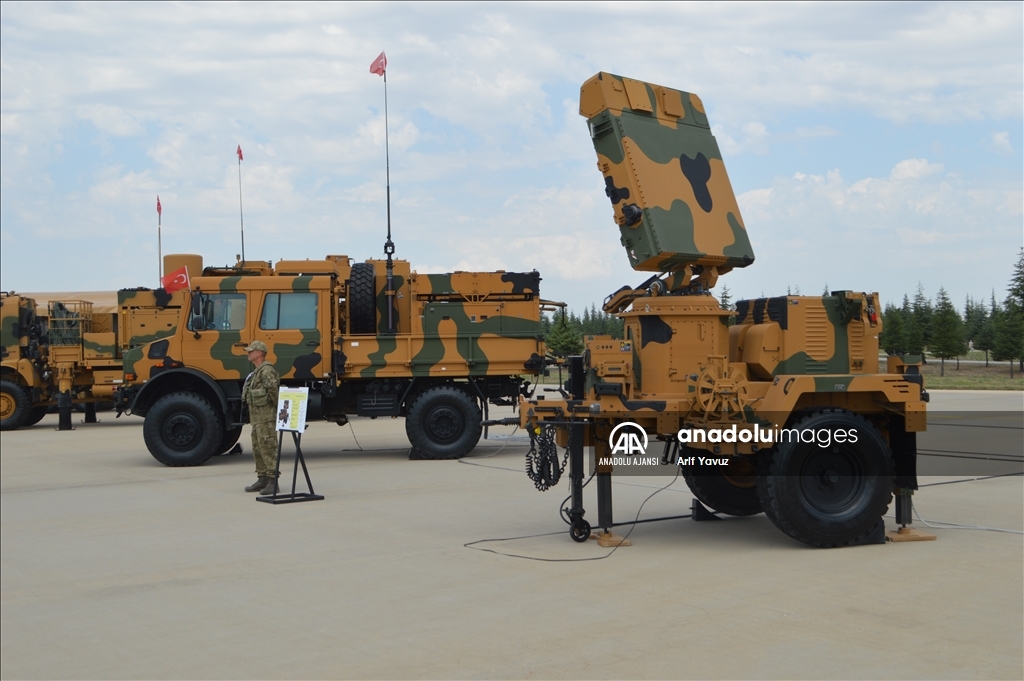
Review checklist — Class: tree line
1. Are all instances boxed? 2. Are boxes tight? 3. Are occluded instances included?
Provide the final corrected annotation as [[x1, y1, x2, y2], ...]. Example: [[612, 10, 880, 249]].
[[543, 304, 624, 357], [878, 248, 1024, 376]]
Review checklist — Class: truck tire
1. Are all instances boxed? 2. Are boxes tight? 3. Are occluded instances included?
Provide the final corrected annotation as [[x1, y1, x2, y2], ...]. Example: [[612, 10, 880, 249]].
[[218, 425, 243, 454], [756, 409, 894, 547], [405, 385, 482, 459], [682, 454, 762, 516], [0, 380, 31, 431], [349, 262, 377, 334], [143, 392, 222, 467], [25, 406, 49, 427]]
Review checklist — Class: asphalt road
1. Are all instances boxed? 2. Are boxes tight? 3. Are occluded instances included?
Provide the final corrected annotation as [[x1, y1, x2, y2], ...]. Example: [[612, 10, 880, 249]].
[[1, 391, 1021, 679]]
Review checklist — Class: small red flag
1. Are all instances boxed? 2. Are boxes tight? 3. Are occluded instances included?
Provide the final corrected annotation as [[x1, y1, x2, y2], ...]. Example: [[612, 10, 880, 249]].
[[156, 195, 162, 216], [236, 144, 243, 161], [161, 266, 190, 294], [370, 51, 387, 76]]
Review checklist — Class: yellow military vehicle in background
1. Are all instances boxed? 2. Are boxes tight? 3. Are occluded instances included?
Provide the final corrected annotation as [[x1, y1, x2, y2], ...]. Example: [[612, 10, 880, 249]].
[[1, 289, 182, 430], [116, 253, 550, 466], [520, 73, 929, 548]]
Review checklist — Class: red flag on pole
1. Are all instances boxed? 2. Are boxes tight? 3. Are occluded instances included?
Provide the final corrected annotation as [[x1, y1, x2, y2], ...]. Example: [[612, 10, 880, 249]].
[[156, 195, 162, 216], [236, 145, 243, 161], [161, 266, 190, 294], [370, 51, 387, 76]]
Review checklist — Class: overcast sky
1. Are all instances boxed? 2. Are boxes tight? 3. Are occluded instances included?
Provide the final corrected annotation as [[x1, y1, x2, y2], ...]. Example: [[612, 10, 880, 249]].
[[2, 2, 1021, 314]]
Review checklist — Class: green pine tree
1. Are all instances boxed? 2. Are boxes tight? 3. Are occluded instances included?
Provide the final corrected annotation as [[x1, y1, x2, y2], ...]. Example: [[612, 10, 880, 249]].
[[912, 283, 933, 358], [719, 284, 733, 326], [930, 287, 965, 376], [881, 303, 906, 355], [546, 312, 584, 358], [1010, 247, 1024, 307]]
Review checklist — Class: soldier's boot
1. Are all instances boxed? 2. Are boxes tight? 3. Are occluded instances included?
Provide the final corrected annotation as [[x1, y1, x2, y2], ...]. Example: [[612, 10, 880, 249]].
[[245, 476, 270, 493], [260, 478, 279, 496]]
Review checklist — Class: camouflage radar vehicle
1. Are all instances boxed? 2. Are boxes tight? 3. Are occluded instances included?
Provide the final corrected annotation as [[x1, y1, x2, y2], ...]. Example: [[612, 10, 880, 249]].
[[116, 253, 550, 466], [1, 290, 181, 431], [520, 73, 928, 548]]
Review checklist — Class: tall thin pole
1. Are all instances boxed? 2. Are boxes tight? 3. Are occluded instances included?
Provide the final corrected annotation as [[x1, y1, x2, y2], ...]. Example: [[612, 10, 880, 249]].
[[157, 195, 163, 285], [237, 154, 246, 265], [382, 67, 396, 333], [384, 69, 391, 250]]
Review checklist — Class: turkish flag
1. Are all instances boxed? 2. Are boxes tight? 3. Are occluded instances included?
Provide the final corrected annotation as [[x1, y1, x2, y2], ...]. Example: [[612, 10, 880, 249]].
[[236, 144, 243, 161], [156, 195, 162, 216], [370, 51, 387, 76], [161, 266, 190, 294]]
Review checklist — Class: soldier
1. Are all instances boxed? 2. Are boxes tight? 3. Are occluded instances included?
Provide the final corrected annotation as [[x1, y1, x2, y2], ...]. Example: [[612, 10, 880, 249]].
[[241, 340, 281, 494]]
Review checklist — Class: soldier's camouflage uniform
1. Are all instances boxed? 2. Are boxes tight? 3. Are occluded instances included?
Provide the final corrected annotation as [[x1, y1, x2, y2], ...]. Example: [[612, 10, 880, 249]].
[[242, 361, 281, 478]]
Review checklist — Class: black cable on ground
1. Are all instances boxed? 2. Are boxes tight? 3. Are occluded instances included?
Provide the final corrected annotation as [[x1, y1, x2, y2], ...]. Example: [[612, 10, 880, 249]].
[[464, 467, 682, 562]]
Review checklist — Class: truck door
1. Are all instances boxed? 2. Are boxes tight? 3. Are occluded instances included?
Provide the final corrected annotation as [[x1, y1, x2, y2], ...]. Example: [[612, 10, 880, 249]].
[[182, 291, 251, 379], [256, 290, 326, 380]]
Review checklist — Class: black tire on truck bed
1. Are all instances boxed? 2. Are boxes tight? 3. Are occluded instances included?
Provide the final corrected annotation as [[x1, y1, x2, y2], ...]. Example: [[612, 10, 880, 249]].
[[349, 262, 377, 334]]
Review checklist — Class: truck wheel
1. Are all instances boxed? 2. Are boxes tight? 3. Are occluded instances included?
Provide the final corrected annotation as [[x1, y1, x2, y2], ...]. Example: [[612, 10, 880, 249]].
[[143, 392, 222, 466], [756, 409, 894, 547], [25, 406, 49, 427], [682, 454, 762, 516], [349, 262, 377, 334], [405, 386, 482, 459], [0, 380, 31, 431], [218, 425, 243, 454]]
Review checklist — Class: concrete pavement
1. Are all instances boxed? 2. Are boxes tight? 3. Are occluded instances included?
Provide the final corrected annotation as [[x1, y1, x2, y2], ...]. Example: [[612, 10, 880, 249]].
[[1, 393, 1021, 679]]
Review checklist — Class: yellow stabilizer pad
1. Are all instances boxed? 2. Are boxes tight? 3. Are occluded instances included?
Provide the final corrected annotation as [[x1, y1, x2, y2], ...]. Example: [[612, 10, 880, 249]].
[[590, 532, 632, 547], [886, 527, 937, 542]]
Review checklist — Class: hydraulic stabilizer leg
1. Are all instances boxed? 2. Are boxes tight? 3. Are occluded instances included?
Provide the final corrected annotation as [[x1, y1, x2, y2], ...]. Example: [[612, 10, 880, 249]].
[[84, 402, 97, 424], [57, 391, 73, 431], [567, 422, 590, 542]]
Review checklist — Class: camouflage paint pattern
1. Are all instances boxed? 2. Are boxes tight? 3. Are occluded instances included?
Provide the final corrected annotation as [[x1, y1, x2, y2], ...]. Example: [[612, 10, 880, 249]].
[[123, 256, 545, 395], [520, 74, 924, 461], [580, 72, 754, 276]]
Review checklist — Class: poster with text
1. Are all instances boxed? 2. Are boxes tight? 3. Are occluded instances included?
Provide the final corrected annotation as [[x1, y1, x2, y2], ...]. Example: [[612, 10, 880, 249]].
[[276, 387, 309, 432]]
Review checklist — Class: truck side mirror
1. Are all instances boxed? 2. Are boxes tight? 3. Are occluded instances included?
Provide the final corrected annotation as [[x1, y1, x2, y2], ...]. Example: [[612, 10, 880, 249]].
[[190, 290, 204, 334]]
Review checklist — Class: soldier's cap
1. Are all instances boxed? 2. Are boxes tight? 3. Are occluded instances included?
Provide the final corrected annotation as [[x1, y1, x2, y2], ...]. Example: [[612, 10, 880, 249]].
[[244, 340, 268, 353]]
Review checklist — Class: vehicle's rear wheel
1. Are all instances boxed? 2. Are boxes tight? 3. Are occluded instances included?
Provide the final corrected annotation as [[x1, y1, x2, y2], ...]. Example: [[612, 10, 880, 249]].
[[143, 392, 222, 466], [349, 262, 377, 334], [0, 380, 31, 431], [682, 453, 762, 516], [405, 385, 482, 459], [756, 409, 894, 547]]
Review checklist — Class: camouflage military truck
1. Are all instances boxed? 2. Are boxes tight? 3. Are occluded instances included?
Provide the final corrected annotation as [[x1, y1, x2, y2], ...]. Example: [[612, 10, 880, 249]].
[[1, 289, 182, 430], [116, 253, 549, 466], [519, 73, 928, 548]]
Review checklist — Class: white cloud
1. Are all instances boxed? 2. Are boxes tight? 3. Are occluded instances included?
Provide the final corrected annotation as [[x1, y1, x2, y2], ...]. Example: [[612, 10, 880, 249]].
[[0, 3, 1021, 310], [991, 131, 1014, 155]]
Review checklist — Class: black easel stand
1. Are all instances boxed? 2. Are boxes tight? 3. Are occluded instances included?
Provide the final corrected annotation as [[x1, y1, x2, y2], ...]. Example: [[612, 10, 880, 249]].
[[257, 431, 324, 505]]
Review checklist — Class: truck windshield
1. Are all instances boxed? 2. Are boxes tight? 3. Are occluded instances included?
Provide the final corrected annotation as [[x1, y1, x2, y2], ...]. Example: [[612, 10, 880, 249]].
[[188, 293, 247, 331]]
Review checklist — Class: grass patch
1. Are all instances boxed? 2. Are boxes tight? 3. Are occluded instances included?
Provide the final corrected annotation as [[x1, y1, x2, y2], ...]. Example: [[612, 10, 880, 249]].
[[918, 360, 1024, 390]]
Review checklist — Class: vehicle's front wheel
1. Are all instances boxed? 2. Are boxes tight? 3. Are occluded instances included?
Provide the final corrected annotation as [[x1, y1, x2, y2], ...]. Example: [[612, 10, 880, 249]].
[[0, 380, 31, 431], [405, 386, 482, 459], [143, 392, 222, 466], [757, 409, 894, 547]]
